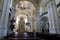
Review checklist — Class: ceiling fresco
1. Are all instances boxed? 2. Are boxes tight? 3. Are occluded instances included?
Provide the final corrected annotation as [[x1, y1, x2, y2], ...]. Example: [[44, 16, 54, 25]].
[[12, 0, 41, 9]]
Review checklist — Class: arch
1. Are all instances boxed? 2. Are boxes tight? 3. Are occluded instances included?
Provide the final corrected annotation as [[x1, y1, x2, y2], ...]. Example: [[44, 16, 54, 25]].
[[14, 0, 37, 32], [15, 1, 36, 17], [40, 16, 49, 33], [40, 16, 48, 21], [17, 14, 27, 19]]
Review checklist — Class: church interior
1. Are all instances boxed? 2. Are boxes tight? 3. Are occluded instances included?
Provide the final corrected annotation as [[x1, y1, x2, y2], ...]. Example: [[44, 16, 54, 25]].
[[0, 0, 60, 40]]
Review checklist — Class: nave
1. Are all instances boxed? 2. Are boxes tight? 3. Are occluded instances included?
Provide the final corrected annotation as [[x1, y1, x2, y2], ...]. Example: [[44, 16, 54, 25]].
[[0, 0, 60, 40]]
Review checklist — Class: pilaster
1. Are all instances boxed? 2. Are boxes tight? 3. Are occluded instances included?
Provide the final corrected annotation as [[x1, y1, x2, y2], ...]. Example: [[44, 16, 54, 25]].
[[47, 0, 59, 34], [0, 0, 10, 37]]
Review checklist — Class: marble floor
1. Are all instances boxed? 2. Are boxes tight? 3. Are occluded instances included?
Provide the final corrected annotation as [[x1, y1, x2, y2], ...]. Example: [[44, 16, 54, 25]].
[[2, 32, 60, 40]]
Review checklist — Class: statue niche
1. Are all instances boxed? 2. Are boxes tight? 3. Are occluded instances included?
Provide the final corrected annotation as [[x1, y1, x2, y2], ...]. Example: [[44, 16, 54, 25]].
[[17, 17, 25, 32]]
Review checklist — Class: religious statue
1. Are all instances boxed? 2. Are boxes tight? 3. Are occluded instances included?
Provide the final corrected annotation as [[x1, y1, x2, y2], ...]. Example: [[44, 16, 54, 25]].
[[17, 17, 25, 32]]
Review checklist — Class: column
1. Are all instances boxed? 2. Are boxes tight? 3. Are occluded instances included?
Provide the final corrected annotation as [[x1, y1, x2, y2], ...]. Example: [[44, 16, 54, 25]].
[[47, 0, 59, 34], [36, 9, 41, 32], [0, 0, 10, 37]]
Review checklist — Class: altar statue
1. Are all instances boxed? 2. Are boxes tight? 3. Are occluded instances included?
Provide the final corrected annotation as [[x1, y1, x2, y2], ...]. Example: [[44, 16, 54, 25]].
[[17, 17, 25, 32]]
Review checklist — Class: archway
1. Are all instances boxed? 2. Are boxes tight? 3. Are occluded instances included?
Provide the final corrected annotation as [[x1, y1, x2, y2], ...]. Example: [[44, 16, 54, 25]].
[[14, 1, 36, 32], [40, 16, 49, 33]]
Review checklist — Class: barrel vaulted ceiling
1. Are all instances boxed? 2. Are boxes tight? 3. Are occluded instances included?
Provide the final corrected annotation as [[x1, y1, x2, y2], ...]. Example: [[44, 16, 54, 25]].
[[12, 0, 41, 9]]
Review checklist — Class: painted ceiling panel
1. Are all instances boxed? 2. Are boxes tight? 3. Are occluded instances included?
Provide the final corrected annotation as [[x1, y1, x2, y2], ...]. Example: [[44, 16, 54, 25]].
[[12, 0, 41, 9]]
